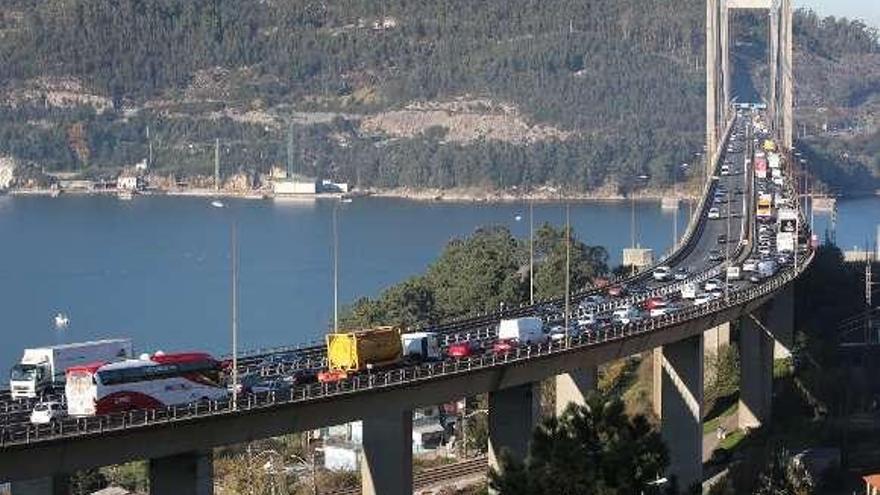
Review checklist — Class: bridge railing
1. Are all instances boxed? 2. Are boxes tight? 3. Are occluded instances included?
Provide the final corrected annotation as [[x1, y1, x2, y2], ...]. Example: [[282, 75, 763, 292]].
[[0, 239, 814, 449]]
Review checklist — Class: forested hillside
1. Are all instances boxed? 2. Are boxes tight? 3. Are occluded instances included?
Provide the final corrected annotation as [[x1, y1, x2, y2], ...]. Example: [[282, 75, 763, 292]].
[[0, 0, 876, 193]]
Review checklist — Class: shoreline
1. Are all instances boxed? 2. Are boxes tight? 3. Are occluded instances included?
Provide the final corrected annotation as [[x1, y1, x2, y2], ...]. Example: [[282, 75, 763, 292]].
[[5, 186, 877, 204]]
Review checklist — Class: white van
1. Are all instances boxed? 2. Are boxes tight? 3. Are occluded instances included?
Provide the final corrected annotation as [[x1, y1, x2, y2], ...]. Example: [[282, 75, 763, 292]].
[[681, 282, 698, 299], [497, 317, 547, 345], [401, 332, 442, 361], [726, 266, 742, 281]]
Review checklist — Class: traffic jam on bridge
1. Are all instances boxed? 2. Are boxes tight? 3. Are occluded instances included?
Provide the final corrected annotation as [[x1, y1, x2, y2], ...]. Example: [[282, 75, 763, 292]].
[[0, 110, 812, 449]]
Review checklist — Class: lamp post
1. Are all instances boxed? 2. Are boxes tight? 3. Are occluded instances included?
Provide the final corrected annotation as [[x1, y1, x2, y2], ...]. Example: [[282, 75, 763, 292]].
[[211, 200, 238, 411], [629, 174, 650, 275], [674, 163, 689, 250], [530, 199, 535, 305], [564, 203, 571, 347]]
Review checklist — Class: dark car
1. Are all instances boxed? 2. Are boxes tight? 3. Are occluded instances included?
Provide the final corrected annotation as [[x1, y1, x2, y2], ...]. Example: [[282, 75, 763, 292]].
[[282, 368, 319, 386], [717, 234, 727, 244], [708, 250, 724, 262]]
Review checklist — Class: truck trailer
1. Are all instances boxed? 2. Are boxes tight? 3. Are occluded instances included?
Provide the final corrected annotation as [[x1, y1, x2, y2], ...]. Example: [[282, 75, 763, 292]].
[[9, 339, 133, 399], [320, 327, 403, 382]]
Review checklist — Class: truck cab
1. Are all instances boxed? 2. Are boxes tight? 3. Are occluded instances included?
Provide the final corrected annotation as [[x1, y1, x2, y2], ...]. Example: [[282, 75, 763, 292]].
[[10, 362, 50, 399]]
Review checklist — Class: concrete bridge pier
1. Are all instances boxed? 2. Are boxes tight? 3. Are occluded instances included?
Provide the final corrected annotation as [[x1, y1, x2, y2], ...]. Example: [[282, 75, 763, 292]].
[[360, 409, 413, 495], [555, 367, 597, 416], [149, 450, 213, 495], [658, 334, 704, 490], [488, 383, 540, 473], [9, 475, 69, 495], [738, 284, 793, 429], [738, 314, 774, 429]]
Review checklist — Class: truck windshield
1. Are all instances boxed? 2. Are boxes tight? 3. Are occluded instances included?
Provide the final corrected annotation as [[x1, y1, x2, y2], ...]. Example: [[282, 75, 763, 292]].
[[10, 364, 37, 381]]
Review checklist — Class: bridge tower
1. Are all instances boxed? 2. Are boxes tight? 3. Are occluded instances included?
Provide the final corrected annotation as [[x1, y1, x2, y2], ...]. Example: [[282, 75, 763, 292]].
[[706, 0, 794, 160]]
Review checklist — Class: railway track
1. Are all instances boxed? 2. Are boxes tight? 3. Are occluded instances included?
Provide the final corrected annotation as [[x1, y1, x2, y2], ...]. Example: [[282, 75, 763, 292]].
[[326, 456, 488, 495]]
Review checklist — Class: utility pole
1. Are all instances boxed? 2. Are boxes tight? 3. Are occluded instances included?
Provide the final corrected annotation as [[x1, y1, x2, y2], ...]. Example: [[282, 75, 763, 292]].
[[231, 221, 239, 411], [146, 125, 153, 169], [214, 138, 221, 191], [333, 205, 339, 333], [866, 259, 873, 344], [564, 203, 571, 347], [287, 120, 295, 179], [529, 199, 535, 305]]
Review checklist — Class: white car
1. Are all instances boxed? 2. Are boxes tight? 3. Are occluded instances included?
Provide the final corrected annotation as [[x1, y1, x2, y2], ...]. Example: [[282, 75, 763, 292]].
[[673, 268, 689, 281], [708, 207, 721, 219], [30, 401, 65, 425], [704, 278, 722, 291], [650, 306, 674, 318], [742, 259, 759, 272], [612, 306, 643, 325], [694, 293, 716, 306], [652, 266, 671, 281], [578, 312, 597, 327], [720, 165, 730, 175]]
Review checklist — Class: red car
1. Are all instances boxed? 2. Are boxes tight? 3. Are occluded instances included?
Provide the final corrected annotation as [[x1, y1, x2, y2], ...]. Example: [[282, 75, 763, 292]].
[[607, 285, 627, 297], [447, 341, 480, 358], [643, 297, 667, 310], [492, 339, 517, 355]]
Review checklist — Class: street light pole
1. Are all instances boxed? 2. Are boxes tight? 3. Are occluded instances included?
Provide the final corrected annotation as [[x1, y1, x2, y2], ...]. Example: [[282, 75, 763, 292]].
[[332, 204, 339, 333], [564, 203, 571, 347], [530, 199, 535, 305], [231, 220, 239, 411]]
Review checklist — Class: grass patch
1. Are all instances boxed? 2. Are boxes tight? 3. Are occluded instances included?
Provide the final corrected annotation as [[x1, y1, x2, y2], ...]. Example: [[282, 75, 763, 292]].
[[718, 429, 746, 450], [704, 400, 738, 434]]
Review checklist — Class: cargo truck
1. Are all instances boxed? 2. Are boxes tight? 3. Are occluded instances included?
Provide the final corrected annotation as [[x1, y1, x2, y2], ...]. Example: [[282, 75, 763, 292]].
[[10, 339, 133, 399], [319, 327, 403, 383], [497, 317, 548, 345]]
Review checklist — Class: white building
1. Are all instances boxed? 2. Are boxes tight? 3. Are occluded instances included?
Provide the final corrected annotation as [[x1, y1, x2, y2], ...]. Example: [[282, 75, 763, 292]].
[[117, 175, 143, 191], [273, 176, 318, 195]]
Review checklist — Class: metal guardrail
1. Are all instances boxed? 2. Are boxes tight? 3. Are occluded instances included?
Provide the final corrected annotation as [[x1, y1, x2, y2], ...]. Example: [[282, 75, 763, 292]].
[[0, 244, 814, 448]]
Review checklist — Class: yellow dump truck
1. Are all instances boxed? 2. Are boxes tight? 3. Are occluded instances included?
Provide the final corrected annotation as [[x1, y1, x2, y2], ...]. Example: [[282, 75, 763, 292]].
[[320, 327, 403, 382], [762, 139, 777, 152]]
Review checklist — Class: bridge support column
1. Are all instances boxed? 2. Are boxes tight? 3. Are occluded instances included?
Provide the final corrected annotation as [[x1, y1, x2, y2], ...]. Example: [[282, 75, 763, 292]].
[[555, 367, 597, 416], [489, 383, 539, 473], [767, 284, 794, 359], [10, 475, 68, 495], [361, 409, 412, 495], [738, 314, 774, 430], [658, 335, 703, 490], [149, 450, 213, 495], [704, 322, 731, 358]]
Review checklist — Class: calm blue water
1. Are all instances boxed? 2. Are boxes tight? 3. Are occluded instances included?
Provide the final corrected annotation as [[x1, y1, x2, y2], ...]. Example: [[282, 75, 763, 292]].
[[0, 194, 875, 373]]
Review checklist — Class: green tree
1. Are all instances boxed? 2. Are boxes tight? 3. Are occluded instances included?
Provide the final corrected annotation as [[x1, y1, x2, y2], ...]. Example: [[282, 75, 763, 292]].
[[489, 393, 669, 495], [533, 223, 609, 300], [753, 450, 814, 495], [424, 226, 527, 317]]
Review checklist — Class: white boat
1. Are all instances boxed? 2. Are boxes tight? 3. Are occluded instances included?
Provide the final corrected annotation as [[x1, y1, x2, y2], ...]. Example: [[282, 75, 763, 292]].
[[54, 313, 70, 330], [210, 200, 225, 208], [339, 196, 353, 204], [118, 191, 134, 200]]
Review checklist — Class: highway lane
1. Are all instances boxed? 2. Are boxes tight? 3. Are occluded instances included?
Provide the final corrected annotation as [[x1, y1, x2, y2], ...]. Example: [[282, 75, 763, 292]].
[[0, 113, 760, 432]]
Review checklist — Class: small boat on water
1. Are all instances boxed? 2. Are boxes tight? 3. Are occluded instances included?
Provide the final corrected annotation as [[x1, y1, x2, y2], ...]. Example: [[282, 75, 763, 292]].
[[118, 191, 134, 200], [340, 196, 353, 204], [54, 313, 70, 330], [210, 200, 225, 208]]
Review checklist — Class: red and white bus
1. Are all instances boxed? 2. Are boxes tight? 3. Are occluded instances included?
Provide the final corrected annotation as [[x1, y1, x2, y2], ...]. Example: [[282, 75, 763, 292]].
[[65, 352, 228, 416]]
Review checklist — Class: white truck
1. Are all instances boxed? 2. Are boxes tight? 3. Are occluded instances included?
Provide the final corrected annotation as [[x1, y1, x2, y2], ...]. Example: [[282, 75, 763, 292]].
[[497, 317, 547, 345], [768, 153, 781, 169], [9, 339, 133, 399], [401, 332, 441, 361], [681, 282, 698, 299], [776, 232, 795, 253]]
